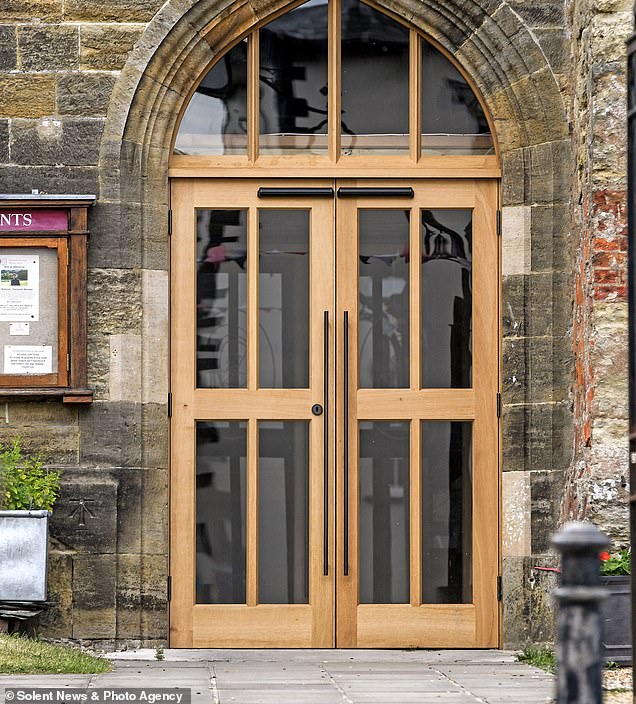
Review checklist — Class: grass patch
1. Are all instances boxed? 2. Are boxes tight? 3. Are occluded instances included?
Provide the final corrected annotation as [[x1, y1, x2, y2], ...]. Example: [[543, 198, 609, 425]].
[[0, 634, 111, 674], [518, 647, 556, 673]]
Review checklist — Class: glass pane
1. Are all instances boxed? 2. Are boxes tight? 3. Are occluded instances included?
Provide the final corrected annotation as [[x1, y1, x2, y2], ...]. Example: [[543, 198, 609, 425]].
[[359, 421, 410, 604], [341, 0, 409, 154], [421, 421, 472, 604], [174, 40, 248, 155], [197, 210, 248, 388], [0, 247, 58, 375], [259, 210, 310, 388], [359, 210, 410, 388], [259, 0, 329, 154], [421, 209, 472, 388], [196, 421, 247, 604], [258, 421, 309, 603], [421, 39, 494, 155]]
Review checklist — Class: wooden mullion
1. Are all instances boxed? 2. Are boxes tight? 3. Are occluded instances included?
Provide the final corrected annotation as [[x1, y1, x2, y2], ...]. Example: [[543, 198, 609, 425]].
[[410, 419, 421, 606], [328, 0, 341, 162], [247, 418, 258, 606], [248, 32, 259, 163], [248, 206, 258, 390], [409, 30, 421, 162], [69, 234, 88, 388]]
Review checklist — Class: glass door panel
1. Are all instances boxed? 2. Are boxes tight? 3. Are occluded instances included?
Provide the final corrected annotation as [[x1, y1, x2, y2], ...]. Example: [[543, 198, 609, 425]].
[[336, 179, 498, 648], [171, 179, 335, 647]]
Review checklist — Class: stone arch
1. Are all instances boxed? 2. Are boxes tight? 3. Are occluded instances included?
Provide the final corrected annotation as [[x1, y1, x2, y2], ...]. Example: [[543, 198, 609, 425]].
[[97, 0, 571, 646]]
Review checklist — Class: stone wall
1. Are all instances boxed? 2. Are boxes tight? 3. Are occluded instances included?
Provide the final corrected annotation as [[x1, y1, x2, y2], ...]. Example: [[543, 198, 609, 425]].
[[0, 0, 626, 650], [0, 0, 168, 649], [564, 0, 631, 546]]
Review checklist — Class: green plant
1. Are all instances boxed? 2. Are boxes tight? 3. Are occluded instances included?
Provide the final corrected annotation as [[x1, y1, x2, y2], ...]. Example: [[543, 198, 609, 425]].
[[155, 644, 165, 661], [517, 647, 556, 673], [0, 437, 60, 512], [600, 548, 630, 576]]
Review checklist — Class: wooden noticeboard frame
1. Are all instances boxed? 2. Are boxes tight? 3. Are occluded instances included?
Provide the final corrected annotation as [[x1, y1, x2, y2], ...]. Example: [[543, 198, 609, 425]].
[[0, 194, 95, 403]]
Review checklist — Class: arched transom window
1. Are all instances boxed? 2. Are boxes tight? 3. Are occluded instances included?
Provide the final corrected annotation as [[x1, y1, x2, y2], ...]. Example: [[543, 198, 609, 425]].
[[173, 0, 494, 161]]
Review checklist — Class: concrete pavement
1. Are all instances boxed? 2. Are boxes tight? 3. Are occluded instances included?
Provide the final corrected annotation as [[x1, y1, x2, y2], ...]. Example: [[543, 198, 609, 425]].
[[0, 649, 554, 704]]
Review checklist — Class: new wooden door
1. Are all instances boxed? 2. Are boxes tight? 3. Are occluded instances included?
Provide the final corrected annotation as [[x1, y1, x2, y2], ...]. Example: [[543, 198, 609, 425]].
[[170, 177, 499, 648]]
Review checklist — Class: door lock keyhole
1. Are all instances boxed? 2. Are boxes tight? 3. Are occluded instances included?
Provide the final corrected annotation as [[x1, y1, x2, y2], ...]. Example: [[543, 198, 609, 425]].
[[311, 403, 324, 416]]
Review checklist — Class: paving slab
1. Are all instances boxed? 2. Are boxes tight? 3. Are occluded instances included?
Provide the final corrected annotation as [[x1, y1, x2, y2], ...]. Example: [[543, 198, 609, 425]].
[[0, 650, 556, 704]]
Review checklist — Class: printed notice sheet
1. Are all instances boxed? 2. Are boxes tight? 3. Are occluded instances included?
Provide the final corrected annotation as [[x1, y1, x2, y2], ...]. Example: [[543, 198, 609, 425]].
[[0, 254, 39, 321], [4, 345, 52, 374]]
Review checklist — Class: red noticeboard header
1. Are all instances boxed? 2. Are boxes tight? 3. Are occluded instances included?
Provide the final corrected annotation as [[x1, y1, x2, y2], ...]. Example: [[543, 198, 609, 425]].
[[0, 209, 68, 232]]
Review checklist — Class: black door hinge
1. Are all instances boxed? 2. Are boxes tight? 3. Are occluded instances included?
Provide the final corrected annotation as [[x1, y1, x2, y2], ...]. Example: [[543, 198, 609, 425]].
[[168, 392, 172, 418], [497, 575, 502, 601], [168, 208, 173, 237], [496, 392, 501, 418], [496, 210, 501, 236], [167, 575, 172, 602]]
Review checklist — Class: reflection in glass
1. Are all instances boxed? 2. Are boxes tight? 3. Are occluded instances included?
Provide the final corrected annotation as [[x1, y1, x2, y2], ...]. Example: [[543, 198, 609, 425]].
[[421, 421, 472, 604], [421, 209, 472, 388], [196, 421, 247, 604], [197, 210, 248, 388], [260, 0, 329, 154], [258, 421, 309, 603], [341, 0, 409, 154], [174, 40, 248, 155], [421, 39, 493, 155], [259, 210, 309, 388], [359, 210, 410, 388], [359, 421, 410, 604]]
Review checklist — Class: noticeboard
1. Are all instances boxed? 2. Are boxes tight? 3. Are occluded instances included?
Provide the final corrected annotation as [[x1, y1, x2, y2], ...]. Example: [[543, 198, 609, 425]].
[[0, 195, 95, 403]]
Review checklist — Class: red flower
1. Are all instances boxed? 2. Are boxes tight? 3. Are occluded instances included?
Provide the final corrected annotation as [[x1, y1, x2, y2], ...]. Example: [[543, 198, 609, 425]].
[[600, 551, 611, 561]]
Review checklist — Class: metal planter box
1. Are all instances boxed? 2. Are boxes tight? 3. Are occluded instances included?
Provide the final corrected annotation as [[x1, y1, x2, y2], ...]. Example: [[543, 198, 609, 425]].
[[0, 510, 48, 601], [601, 575, 632, 664]]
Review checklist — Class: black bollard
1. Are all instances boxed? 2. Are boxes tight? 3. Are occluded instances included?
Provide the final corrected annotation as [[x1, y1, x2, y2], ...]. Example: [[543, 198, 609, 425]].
[[552, 522, 609, 704]]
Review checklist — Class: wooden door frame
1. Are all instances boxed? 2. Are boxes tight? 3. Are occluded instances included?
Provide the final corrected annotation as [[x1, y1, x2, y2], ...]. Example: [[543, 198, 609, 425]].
[[168, 175, 502, 648]]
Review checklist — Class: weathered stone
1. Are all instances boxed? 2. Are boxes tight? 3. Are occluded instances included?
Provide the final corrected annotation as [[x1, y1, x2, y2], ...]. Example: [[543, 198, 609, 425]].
[[79, 401, 142, 467], [140, 469, 168, 554], [65, 0, 163, 22], [140, 554, 168, 639], [10, 118, 104, 166], [502, 401, 571, 473], [40, 552, 73, 638], [0, 424, 78, 465], [530, 204, 570, 272], [50, 471, 118, 553], [87, 334, 110, 401], [141, 405, 168, 471], [0, 75, 55, 117], [72, 554, 116, 639], [501, 205, 531, 276], [18, 25, 79, 71], [110, 333, 142, 402], [87, 268, 142, 336], [56, 73, 116, 116], [0, 26, 16, 71], [80, 25, 144, 71], [502, 556, 558, 648], [116, 553, 142, 639], [506, 0, 565, 28], [8, 400, 78, 425], [0, 0, 61, 21], [533, 28, 569, 73], [502, 471, 531, 557], [0, 119, 9, 163], [530, 469, 563, 554], [141, 268, 169, 405], [88, 201, 143, 269], [0, 164, 98, 194]]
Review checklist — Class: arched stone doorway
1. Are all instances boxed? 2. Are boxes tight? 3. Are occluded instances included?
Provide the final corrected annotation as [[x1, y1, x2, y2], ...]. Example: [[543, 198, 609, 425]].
[[98, 0, 570, 648]]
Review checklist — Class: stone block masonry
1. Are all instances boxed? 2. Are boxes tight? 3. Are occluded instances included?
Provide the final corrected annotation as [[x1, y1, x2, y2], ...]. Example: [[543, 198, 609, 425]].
[[0, 0, 629, 650]]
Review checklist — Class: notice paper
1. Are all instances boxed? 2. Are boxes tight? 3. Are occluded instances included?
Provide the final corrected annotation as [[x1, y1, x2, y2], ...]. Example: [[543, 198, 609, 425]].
[[4, 345, 52, 374], [0, 254, 39, 321]]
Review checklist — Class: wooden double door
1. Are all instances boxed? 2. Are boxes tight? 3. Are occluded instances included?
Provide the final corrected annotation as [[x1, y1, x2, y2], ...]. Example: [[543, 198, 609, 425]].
[[170, 178, 499, 648]]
